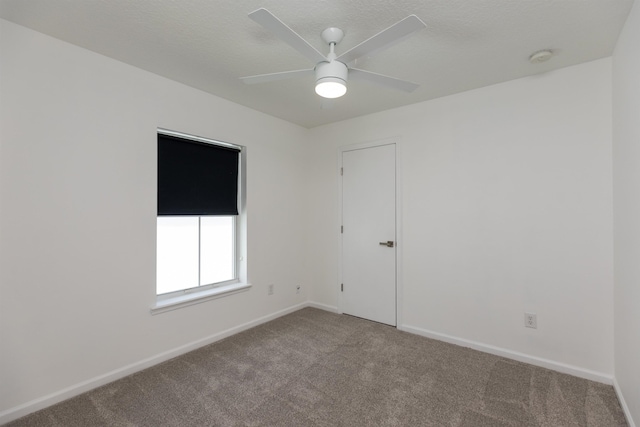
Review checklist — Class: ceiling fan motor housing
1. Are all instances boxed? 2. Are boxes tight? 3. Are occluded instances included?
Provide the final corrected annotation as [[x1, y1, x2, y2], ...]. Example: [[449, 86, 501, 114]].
[[315, 60, 348, 84], [315, 60, 348, 98]]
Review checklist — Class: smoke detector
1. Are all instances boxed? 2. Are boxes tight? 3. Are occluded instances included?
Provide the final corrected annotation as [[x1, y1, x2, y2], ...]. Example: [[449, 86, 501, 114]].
[[529, 50, 554, 64]]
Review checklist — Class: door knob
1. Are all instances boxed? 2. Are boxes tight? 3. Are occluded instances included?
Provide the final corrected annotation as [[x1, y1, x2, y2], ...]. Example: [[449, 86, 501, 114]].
[[379, 241, 394, 248]]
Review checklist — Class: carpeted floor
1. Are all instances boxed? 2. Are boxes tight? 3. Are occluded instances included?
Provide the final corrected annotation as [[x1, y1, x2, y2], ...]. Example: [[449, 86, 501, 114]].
[[7, 308, 627, 426]]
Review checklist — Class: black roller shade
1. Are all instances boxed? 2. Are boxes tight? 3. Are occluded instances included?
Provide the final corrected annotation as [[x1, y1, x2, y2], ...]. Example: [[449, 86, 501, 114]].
[[158, 133, 240, 216]]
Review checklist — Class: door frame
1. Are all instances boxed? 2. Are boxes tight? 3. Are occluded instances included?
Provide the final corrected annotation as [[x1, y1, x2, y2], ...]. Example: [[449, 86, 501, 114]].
[[337, 137, 403, 327]]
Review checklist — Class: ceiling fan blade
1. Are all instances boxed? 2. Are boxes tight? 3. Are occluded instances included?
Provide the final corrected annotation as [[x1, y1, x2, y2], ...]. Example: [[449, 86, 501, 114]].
[[336, 15, 426, 65], [349, 68, 419, 93], [249, 8, 327, 64], [240, 69, 313, 85]]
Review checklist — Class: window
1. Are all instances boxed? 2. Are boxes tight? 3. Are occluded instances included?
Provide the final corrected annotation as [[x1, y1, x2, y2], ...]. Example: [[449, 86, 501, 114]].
[[156, 216, 236, 294], [156, 130, 244, 301]]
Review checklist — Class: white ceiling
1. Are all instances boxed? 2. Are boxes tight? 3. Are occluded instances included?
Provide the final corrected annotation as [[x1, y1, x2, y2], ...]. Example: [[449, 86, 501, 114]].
[[0, 0, 634, 128]]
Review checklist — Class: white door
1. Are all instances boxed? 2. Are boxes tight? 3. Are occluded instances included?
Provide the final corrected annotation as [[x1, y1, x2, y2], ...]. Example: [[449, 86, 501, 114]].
[[341, 143, 396, 326]]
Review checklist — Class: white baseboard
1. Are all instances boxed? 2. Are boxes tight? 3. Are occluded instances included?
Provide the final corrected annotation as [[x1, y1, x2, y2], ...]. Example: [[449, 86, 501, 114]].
[[0, 302, 308, 425], [613, 377, 637, 427], [399, 324, 613, 385], [307, 301, 339, 313]]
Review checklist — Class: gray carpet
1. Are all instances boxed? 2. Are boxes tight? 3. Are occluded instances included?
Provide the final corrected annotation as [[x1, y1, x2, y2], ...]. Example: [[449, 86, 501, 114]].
[[6, 308, 627, 426]]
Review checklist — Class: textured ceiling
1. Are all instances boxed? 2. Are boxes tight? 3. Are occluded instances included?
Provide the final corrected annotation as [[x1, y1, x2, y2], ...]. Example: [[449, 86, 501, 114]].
[[0, 0, 634, 128]]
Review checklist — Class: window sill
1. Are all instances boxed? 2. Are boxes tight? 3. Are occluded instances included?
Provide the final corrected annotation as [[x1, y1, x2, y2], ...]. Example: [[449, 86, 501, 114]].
[[150, 282, 251, 315]]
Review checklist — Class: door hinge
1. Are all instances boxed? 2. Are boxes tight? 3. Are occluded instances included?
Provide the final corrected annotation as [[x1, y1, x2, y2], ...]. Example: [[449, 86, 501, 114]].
[[341, 283, 343, 292], [340, 167, 343, 176], [341, 225, 343, 234]]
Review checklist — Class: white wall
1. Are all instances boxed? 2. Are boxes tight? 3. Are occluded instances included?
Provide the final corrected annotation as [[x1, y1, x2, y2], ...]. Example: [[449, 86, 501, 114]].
[[0, 19, 309, 420], [613, 0, 640, 424], [308, 59, 614, 378]]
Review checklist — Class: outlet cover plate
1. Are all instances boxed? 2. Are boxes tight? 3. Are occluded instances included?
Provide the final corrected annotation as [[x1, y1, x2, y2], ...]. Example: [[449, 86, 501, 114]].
[[525, 312, 537, 329]]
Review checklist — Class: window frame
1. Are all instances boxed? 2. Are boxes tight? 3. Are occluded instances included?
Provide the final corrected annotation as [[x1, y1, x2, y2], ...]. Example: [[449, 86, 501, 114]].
[[152, 128, 249, 315]]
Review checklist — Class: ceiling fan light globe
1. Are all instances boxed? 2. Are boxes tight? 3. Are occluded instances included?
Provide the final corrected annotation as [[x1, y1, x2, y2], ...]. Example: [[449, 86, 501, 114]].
[[315, 78, 347, 98]]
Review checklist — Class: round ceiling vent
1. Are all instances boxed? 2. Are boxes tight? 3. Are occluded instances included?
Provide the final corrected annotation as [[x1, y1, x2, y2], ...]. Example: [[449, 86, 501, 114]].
[[529, 49, 554, 64]]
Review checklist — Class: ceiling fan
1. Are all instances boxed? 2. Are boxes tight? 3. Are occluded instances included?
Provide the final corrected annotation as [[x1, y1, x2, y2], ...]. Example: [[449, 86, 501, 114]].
[[241, 9, 427, 99]]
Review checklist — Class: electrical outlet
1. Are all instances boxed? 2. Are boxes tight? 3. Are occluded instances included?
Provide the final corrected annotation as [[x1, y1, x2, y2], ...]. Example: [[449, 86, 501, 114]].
[[524, 313, 537, 329], [296, 285, 301, 294], [268, 284, 274, 295]]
